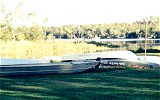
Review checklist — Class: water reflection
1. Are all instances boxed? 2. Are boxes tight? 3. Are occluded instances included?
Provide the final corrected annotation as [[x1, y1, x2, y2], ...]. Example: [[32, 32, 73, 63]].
[[138, 56, 160, 64], [0, 58, 50, 65]]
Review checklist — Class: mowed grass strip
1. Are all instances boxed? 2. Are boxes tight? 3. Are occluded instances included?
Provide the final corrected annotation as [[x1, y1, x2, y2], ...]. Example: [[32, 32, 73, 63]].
[[0, 68, 159, 100]]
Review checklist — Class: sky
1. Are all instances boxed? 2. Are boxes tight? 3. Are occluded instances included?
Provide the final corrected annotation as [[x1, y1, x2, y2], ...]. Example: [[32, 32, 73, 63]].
[[1, 0, 160, 27]]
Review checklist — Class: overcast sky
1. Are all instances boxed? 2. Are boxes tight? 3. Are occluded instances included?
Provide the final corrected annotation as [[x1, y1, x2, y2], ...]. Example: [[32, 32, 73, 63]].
[[1, 0, 160, 26]]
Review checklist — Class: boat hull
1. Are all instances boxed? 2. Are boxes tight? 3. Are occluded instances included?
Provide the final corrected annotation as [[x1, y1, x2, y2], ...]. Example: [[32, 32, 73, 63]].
[[100, 59, 160, 68], [62, 51, 139, 61], [0, 61, 98, 77]]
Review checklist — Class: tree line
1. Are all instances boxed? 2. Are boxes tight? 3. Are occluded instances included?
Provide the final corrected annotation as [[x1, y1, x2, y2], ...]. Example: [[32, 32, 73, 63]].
[[0, 17, 160, 41], [0, 1, 160, 41], [1, 16, 160, 41]]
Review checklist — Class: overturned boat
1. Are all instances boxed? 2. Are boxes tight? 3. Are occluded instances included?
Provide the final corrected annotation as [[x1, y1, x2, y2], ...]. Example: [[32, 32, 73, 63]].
[[61, 51, 139, 61], [0, 61, 98, 77], [61, 51, 160, 68]]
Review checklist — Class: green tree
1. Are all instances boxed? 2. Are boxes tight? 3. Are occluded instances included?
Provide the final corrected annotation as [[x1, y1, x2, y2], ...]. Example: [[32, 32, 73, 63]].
[[0, 1, 23, 41], [0, 24, 13, 41]]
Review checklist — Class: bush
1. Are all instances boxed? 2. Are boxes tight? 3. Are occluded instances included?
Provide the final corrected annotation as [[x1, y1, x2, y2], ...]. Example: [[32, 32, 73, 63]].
[[131, 47, 160, 53]]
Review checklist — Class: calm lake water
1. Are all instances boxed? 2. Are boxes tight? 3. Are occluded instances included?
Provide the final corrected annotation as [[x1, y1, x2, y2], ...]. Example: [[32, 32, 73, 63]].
[[0, 58, 50, 65], [137, 56, 160, 64], [0, 56, 159, 65]]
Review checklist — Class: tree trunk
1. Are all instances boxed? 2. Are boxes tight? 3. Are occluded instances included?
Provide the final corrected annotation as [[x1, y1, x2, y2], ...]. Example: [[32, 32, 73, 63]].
[[12, 30, 16, 42]]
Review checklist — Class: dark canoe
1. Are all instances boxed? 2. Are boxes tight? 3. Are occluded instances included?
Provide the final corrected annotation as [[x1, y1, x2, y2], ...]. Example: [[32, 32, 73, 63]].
[[0, 61, 98, 77]]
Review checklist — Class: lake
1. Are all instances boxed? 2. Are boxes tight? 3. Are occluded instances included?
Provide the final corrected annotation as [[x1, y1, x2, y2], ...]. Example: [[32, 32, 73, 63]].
[[0, 58, 50, 65], [137, 56, 160, 64]]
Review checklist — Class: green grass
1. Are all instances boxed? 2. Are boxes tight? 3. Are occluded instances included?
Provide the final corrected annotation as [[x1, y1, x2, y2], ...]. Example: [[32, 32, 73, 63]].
[[1, 41, 107, 59], [0, 68, 160, 100], [1, 41, 159, 59], [136, 53, 160, 56]]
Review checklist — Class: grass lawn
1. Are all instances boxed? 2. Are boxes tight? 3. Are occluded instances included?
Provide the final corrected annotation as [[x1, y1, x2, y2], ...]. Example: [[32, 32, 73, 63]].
[[136, 53, 160, 56], [0, 68, 160, 100]]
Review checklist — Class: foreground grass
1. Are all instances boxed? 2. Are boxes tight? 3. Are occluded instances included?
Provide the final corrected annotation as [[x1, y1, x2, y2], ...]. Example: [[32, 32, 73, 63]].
[[0, 68, 160, 100]]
